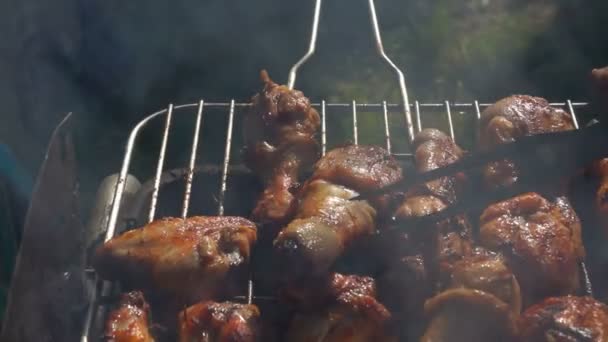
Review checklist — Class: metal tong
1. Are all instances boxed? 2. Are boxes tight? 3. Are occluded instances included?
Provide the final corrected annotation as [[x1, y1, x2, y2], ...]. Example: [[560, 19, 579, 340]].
[[354, 120, 608, 224]]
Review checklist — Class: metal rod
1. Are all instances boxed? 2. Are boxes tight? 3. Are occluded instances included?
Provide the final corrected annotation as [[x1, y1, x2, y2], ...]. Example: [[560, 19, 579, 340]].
[[445, 101, 455, 141], [567, 100, 580, 129], [182, 101, 204, 218], [321, 100, 327, 156], [218, 100, 236, 216], [352, 100, 358, 145], [415, 100, 422, 133], [287, 0, 322, 89], [474, 100, 482, 149], [247, 278, 254, 305], [382, 101, 392, 153], [137, 101, 589, 110], [367, 0, 414, 142], [474, 100, 482, 120], [149, 104, 174, 222]]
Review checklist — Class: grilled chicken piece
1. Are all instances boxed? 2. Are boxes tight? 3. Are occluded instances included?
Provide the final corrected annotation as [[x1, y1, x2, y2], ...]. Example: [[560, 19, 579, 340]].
[[94, 216, 257, 302], [520, 296, 608, 341], [274, 145, 402, 277], [393, 129, 472, 288], [478, 95, 576, 189], [244, 70, 321, 227], [105, 291, 155, 342], [589, 159, 608, 236], [479, 193, 584, 304], [420, 288, 518, 342], [449, 248, 521, 315], [284, 273, 395, 342], [592, 66, 608, 110], [178, 301, 260, 342]]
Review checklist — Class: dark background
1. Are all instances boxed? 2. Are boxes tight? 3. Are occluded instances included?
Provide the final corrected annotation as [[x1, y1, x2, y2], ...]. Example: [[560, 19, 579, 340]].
[[0, 0, 607, 187]]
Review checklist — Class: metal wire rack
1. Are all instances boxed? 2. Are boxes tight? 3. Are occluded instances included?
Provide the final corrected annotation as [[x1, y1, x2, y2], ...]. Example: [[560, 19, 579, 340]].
[[80, 0, 591, 340]]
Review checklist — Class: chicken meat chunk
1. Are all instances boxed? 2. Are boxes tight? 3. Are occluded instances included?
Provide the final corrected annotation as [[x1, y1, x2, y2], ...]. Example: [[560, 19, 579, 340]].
[[284, 273, 395, 342], [94, 216, 257, 302], [520, 296, 608, 341], [244, 70, 320, 227], [274, 145, 402, 278], [178, 301, 260, 342], [105, 291, 155, 342], [478, 95, 576, 189], [479, 193, 584, 304]]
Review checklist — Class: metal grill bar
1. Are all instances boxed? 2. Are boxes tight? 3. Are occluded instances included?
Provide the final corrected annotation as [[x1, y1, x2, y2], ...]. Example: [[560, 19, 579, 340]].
[[182, 101, 205, 219], [415, 101, 422, 133], [149, 104, 174, 222], [367, 0, 414, 142], [218, 100, 236, 216], [567, 100, 580, 129], [287, 0, 322, 90], [352, 100, 359, 144], [321, 100, 327, 156], [445, 101, 455, 141], [382, 101, 392, 153]]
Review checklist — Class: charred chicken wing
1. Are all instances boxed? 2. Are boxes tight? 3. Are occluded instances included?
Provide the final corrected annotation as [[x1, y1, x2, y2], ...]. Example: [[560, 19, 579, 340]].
[[273, 145, 402, 277], [105, 291, 155, 342], [479, 193, 584, 304], [94, 216, 257, 302], [284, 273, 395, 342], [244, 70, 321, 227], [178, 301, 260, 342], [520, 296, 608, 341], [478, 95, 575, 189]]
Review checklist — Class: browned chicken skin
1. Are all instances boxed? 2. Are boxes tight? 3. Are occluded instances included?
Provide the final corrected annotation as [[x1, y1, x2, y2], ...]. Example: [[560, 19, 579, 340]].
[[93, 216, 257, 303], [284, 273, 394, 342], [376, 130, 471, 339], [479, 193, 584, 304], [421, 288, 518, 342], [274, 145, 402, 278], [244, 70, 321, 227], [449, 248, 522, 315], [178, 301, 260, 342], [478, 95, 575, 189], [393, 129, 473, 288], [105, 291, 155, 342], [520, 296, 608, 341]]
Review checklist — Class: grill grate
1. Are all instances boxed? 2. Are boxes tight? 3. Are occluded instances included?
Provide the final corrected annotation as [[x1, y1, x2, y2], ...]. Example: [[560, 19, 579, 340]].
[[79, 0, 592, 340]]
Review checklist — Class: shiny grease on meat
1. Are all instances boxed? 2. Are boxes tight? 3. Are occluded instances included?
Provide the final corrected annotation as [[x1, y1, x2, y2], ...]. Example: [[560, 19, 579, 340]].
[[244, 70, 320, 227], [105, 291, 155, 342], [520, 296, 608, 341], [478, 95, 575, 189], [284, 273, 395, 342], [273, 145, 402, 278], [93, 216, 257, 303], [178, 301, 260, 342], [479, 193, 584, 304]]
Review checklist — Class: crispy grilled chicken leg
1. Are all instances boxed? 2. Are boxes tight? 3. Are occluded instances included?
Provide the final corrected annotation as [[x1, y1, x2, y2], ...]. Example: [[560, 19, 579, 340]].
[[105, 291, 155, 342], [274, 145, 402, 277], [244, 70, 320, 227], [178, 301, 260, 342], [284, 273, 395, 342], [93, 216, 257, 302]]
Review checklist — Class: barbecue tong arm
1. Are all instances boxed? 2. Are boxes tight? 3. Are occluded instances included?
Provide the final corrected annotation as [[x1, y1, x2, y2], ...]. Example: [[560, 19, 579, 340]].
[[354, 120, 608, 202]]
